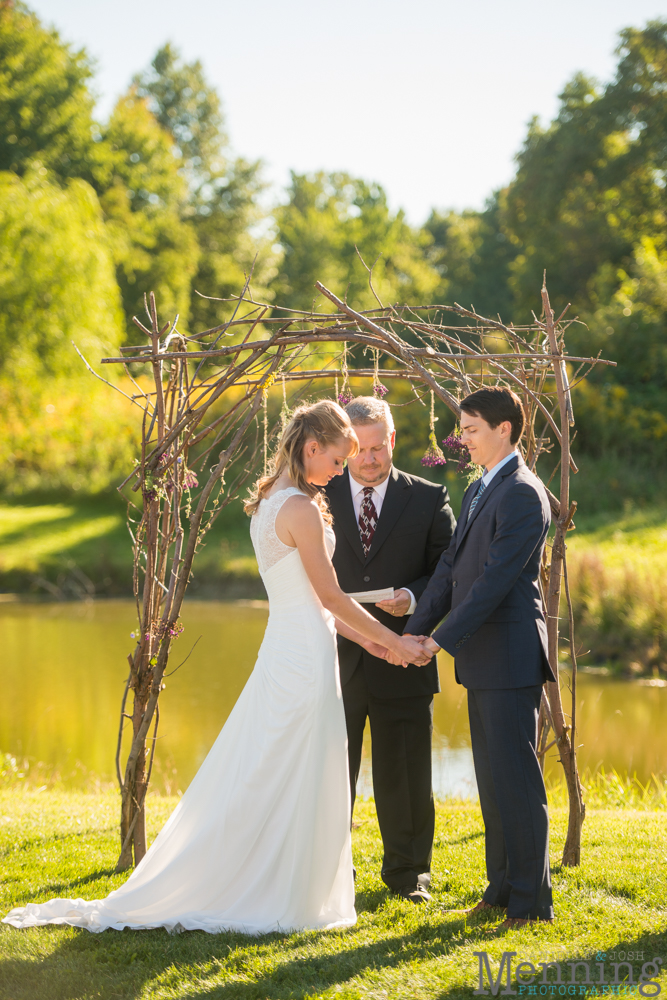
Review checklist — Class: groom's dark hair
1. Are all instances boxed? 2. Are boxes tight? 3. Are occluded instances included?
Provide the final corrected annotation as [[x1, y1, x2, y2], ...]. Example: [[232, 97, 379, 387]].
[[460, 387, 525, 444]]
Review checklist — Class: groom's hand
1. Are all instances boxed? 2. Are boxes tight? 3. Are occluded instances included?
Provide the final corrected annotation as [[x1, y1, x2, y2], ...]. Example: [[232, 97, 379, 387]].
[[418, 636, 441, 657], [376, 589, 411, 617]]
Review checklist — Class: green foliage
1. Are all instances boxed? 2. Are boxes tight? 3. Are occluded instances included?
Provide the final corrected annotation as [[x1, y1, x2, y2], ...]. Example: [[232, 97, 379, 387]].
[[0, 1, 99, 182], [0, 377, 139, 497], [96, 90, 199, 340], [426, 20, 667, 459], [133, 44, 277, 332], [425, 194, 516, 320], [133, 42, 227, 181], [0, 169, 123, 375], [1, 791, 666, 999], [275, 171, 440, 312]]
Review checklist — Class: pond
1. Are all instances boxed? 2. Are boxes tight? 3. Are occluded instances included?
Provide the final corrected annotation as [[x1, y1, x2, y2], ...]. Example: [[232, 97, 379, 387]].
[[1, 600, 666, 797]]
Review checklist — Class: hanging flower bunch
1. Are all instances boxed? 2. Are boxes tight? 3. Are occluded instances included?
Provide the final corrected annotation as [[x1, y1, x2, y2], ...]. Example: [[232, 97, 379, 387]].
[[421, 391, 447, 467], [337, 344, 354, 406], [442, 428, 473, 472], [182, 468, 198, 490], [372, 348, 388, 399]]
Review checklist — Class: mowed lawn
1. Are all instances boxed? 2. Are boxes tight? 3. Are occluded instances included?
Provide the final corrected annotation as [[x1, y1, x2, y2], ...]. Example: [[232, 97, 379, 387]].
[[1, 790, 666, 1000]]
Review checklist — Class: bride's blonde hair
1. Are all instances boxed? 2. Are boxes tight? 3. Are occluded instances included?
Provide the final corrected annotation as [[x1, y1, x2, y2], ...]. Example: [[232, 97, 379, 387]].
[[244, 399, 358, 522]]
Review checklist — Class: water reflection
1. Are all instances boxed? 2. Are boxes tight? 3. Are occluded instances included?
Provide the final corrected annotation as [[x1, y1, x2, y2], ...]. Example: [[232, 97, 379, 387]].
[[1, 600, 665, 797]]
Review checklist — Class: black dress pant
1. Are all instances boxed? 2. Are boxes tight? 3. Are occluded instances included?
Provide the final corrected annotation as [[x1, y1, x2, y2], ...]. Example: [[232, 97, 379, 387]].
[[343, 664, 435, 891], [467, 685, 554, 920]]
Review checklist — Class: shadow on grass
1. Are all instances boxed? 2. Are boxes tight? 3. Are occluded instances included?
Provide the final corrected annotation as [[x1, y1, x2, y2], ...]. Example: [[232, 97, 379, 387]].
[[3, 898, 667, 1000], [0, 915, 468, 1000], [4, 921, 667, 1000], [445, 830, 484, 846]]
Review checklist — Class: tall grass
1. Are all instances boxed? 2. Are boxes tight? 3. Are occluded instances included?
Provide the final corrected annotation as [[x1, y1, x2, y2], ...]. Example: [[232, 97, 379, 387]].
[[566, 504, 667, 676]]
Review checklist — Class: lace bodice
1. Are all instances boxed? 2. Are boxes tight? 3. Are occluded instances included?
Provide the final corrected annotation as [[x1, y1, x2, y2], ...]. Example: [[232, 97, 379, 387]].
[[250, 488, 305, 575], [250, 487, 335, 576]]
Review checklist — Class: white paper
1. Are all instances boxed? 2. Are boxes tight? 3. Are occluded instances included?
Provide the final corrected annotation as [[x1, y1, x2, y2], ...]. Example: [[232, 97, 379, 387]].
[[346, 587, 395, 604]]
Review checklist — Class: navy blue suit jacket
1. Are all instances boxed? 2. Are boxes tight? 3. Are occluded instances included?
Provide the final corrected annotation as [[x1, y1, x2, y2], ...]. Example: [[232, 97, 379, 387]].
[[405, 454, 555, 690]]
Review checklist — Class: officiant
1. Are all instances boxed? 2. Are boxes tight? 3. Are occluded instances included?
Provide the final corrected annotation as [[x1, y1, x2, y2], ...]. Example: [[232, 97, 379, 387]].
[[325, 397, 456, 904]]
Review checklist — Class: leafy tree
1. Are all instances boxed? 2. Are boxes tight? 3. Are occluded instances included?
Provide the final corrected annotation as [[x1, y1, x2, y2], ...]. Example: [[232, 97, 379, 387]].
[[425, 193, 516, 321], [0, 1, 100, 182], [95, 89, 199, 338], [275, 171, 439, 313], [0, 168, 123, 376], [134, 45, 274, 332], [133, 42, 226, 185]]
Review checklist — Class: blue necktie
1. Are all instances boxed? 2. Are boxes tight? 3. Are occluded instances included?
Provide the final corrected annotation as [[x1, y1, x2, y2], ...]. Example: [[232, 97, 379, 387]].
[[467, 477, 487, 522]]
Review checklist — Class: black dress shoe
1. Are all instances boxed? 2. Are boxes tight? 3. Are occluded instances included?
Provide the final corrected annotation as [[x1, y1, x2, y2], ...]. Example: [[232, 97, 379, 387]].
[[397, 885, 432, 904]]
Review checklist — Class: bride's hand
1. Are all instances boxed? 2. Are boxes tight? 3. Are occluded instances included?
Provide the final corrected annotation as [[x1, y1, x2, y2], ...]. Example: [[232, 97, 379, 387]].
[[363, 640, 409, 667], [363, 640, 393, 660]]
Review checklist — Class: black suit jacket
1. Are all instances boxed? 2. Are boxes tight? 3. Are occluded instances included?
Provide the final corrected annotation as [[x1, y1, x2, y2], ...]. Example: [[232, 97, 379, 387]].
[[326, 466, 456, 698], [406, 454, 555, 690]]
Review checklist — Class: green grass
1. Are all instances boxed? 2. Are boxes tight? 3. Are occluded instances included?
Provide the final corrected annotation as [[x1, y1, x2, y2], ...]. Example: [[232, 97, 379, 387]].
[[1, 790, 667, 999], [0, 497, 263, 600]]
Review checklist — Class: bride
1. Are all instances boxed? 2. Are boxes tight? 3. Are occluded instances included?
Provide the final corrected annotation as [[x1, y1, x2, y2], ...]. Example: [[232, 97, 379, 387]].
[[3, 400, 431, 936]]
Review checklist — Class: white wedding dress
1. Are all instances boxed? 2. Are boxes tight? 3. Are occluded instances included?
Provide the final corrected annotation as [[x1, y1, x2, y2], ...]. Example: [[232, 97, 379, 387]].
[[3, 488, 356, 935]]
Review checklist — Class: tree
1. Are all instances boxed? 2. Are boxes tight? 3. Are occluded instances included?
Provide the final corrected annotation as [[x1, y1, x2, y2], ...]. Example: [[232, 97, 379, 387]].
[[425, 194, 516, 321], [95, 90, 199, 341], [134, 45, 274, 332], [0, 1, 100, 182], [0, 168, 123, 375], [275, 171, 439, 313]]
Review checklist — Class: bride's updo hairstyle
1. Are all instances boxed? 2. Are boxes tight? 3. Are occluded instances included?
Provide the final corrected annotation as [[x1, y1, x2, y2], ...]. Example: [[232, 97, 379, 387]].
[[244, 399, 359, 522]]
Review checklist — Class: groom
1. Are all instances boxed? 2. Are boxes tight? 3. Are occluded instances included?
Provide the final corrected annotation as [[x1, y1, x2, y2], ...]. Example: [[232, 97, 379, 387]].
[[405, 386, 555, 928], [325, 396, 456, 903]]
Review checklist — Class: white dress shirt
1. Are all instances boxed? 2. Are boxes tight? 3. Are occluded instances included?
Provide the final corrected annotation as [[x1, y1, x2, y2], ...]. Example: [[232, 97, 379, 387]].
[[349, 471, 417, 614], [481, 450, 517, 487]]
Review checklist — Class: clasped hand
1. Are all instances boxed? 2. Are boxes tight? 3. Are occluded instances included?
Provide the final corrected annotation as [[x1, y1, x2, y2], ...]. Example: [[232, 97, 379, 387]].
[[365, 634, 440, 668]]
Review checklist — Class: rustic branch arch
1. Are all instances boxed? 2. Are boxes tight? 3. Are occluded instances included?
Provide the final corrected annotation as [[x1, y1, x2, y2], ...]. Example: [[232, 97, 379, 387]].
[[99, 276, 615, 872]]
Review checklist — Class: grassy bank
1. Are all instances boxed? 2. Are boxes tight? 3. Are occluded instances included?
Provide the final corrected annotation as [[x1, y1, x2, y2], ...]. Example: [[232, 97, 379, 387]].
[[1, 788, 666, 999], [0, 496, 263, 600]]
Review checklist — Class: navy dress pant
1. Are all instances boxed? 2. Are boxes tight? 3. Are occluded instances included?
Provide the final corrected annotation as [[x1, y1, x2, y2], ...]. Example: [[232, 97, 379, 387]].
[[343, 664, 435, 891], [468, 685, 554, 920]]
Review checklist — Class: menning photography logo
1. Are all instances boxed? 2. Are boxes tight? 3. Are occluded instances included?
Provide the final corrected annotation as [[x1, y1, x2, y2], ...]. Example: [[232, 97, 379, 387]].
[[473, 951, 664, 997]]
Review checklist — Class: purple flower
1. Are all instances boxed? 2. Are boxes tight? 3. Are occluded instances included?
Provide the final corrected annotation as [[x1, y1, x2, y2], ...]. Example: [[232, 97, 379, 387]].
[[421, 452, 447, 467], [143, 488, 158, 503], [442, 432, 473, 472], [338, 390, 354, 407], [373, 382, 388, 399], [183, 470, 198, 490], [421, 432, 447, 467], [130, 631, 136, 639]]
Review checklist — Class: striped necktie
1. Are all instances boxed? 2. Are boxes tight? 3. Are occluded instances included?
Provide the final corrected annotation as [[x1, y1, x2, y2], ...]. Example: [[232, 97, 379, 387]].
[[467, 477, 488, 522]]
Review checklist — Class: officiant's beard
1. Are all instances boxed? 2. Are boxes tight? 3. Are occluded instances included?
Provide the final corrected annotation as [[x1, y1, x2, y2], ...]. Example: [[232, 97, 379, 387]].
[[352, 464, 388, 485]]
